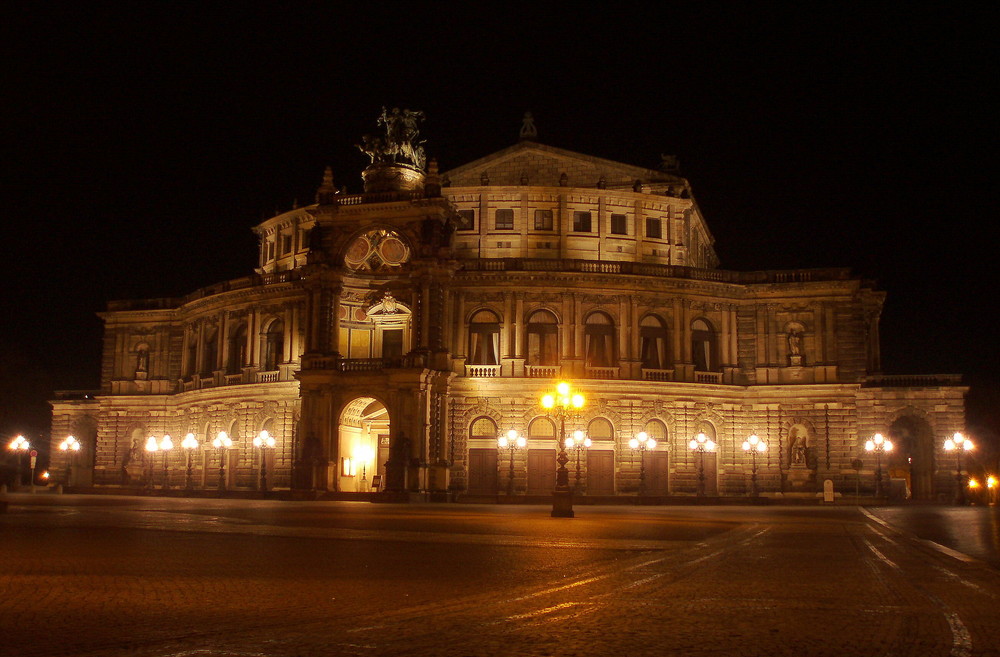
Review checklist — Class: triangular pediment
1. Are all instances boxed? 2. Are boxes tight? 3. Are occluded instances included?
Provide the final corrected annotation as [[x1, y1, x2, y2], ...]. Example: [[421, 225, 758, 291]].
[[443, 141, 685, 189]]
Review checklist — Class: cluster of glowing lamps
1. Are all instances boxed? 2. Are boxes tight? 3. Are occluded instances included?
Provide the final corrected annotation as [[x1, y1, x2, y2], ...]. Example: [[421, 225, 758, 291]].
[[253, 429, 276, 491], [497, 429, 527, 495], [145, 435, 174, 490], [864, 433, 893, 498], [212, 431, 234, 491], [540, 382, 585, 518], [628, 431, 656, 496], [8, 435, 31, 489], [689, 432, 716, 496], [58, 435, 81, 487], [741, 433, 768, 498], [944, 432, 974, 505]]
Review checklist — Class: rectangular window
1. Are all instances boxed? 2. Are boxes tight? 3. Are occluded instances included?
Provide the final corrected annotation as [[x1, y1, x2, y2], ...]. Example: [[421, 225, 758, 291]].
[[573, 211, 592, 232], [495, 209, 514, 230], [534, 209, 553, 231], [267, 241, 276, 261], [456, 210, 475, 231], [281, 234, 292, 255], [646, 217, 662, 239], [610, 214, 627, 235]]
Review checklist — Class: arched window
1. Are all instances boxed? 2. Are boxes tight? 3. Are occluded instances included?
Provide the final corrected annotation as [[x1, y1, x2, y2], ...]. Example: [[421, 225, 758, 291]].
[[185, 333, 198, 377], [262, 320, 284, 371], [691, 318, 718, 372], [468, 310, 500, 365], [587, 418, 614, 442], [526, 310, 558, 366], [585, 312, 617, 367], [227, 323, 247, 374], [202, 328, 218, 375], [528, 417, 556, 445], [640, 315, 669, 369], [471, 417, 498, 441], [644, 419, 667, 443]]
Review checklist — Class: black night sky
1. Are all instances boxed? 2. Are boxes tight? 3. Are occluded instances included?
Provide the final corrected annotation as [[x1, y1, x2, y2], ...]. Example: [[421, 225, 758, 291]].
[[2, 5, 997, 457]]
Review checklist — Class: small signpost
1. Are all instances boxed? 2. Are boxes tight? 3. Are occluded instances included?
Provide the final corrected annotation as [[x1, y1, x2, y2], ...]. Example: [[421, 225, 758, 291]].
[[29, 450, 38, 494], [823, 479, 834, 503]]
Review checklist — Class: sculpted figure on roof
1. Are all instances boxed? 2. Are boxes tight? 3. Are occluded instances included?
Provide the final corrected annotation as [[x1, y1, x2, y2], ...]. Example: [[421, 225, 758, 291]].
[[358, 107, 427, 171]]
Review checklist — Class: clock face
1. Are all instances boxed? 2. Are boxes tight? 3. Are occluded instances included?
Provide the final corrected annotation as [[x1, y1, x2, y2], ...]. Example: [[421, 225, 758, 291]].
[[344, 229, 410, 272]]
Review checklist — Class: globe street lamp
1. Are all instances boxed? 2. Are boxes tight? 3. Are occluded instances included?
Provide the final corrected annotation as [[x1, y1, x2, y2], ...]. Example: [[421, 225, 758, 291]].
[[8, 435, 30, 489], [864, 433, 893, 499], [567, 430, 592, 494], [741, 433, 768, 498], [987, 475, 998, 506], [497, 429, 527, 496], [159, 435, 174, 490], [144, 436, 159, 491], [181, 433, 199, 491], [628, 431, 657, 497], [688, 432, 716, 497], [58, 435, 81, 487], [540, 381, 585, 518], [254, 430, 277, 493], [212, 431, 233, 491], [943, 432, 974, 505]]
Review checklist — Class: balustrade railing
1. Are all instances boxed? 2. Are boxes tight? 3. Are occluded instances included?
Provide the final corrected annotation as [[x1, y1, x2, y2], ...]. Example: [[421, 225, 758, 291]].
[[694, 371, 723, 384], [642, 368, 674, 382], [256, 370, 279, 383], [585, 366, 619, 379], [465, 364, 501, 377], [224, 373, 244, 385], [525, 365, 561, 378], [863, 374, 962, 387]]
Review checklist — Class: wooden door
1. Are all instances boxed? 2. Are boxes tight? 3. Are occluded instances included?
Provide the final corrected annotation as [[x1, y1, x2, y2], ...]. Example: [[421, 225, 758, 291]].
[[587, 450, 615, 495], [698, 451, 718, 496], [648, 451, 669, 495], [527, 449, 556, 494], [467, 448, 499, 494]]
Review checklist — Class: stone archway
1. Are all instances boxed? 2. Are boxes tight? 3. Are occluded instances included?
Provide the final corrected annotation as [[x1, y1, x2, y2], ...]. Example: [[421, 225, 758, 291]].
[[337, 397, 389, 492], [888, 415, 936, 500]]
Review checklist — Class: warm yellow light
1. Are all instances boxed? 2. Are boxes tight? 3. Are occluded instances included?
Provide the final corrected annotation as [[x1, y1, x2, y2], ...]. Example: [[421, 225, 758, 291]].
[[648, 438, 657, 449], [987, 476, 997, 489], [564, 437, 574, 448], [883, 440, 893, 452], [497, 435, 509, 449], [688, 439, 698, 450], [963, 439, 974, 451], [742, 441, 750, 452], [541, 394, 555, 409], [516, 435, 527, 449], [557, 382, 570, 396], [145, 436, 159, 452], [213, 431, 232, 449], [583, 437, 592, 448], [182, 433, 199, 450], [574, 430, 585, 443], [571, 394, 585, 408], [629, 438, 639, 449], [748, 433, 759, 445], [636, 431, 648, 443], [873, 433, 884, 445], [705, 440, 717, 452], [757, 441, 767, 453], [9, 435, 29, 451], [864, 440, 875, 452], [507, 429, 519, 440], [160, 435, 173, 451], [41, 471, 49, 479], [968, 478, 980, 489], [355, 444, 375, 462], [944, 439, 956, 451], [60, 436, 80, 452]]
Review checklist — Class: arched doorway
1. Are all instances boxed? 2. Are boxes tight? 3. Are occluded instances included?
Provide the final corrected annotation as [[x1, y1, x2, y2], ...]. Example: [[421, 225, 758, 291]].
[[888, 415, 936, 500], [338, 397, 389, 492]]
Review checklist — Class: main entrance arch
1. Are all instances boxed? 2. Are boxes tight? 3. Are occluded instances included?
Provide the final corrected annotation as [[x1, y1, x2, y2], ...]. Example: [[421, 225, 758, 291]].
[[337, 397, 389, 492], [888, 414, 936, 500]]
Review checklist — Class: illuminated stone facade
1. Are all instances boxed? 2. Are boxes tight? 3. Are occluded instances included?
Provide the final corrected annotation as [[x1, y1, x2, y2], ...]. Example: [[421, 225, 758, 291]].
[[50, 121, 967, 500]]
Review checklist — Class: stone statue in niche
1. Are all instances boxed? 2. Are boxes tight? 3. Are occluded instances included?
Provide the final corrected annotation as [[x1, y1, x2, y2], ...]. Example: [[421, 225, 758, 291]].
[[787, 327, 803, 366], [135, 348, 149, 374]]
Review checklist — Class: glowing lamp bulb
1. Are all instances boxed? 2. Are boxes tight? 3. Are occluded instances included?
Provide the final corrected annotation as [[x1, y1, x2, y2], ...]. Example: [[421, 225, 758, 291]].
[[556, 382, 570, 396], [648, 438, 657, 449], [629, 438, 640, 449], [145, 436, 159, 452], [541, 394, 555, 409], [571, 394, 585, 408], [497, 435, 509, 449]]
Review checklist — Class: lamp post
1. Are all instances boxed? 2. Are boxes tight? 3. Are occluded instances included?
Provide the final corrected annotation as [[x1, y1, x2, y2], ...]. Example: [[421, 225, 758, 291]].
[[353, 442, 374, 492], [628, 431, 656, 497], [987, 475, 997, 506], [943, 432, 974, 505], [8, 435, 30, 489], [159, 435, 174, 490], [181, 433, 199, 491], [497, 429, 527, 496], [741, 433, 768, 498], [864, 433, 893, 499], [540, 381, 585, 518], [567, 430, 592, 494], [144, 436, 159, 491], [212, 431, 233, 491], [58, 435, 81, 487], [688, 432, 716, 497], [254, 430, 277, 493]]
